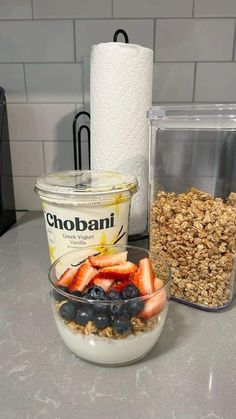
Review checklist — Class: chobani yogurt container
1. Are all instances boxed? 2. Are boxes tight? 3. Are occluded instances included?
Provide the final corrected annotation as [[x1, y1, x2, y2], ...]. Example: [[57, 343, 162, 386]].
[[35, 170, 137, 262]]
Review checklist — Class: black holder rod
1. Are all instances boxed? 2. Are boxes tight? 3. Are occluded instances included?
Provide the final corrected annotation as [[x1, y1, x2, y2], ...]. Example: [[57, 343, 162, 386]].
[[72, 111, 90, 170], [78, 125, 91, 170], [113, 29, 129, 43]]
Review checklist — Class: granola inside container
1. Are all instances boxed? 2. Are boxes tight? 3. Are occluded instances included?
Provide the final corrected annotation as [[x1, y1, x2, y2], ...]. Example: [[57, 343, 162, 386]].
[[147, 105, 236, 311], [34, 170, 137, 262]]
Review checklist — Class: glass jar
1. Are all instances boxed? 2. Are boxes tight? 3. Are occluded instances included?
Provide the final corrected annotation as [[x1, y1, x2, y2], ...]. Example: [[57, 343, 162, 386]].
[[148, 105, 236, 311], [49, 244, 171, 366]]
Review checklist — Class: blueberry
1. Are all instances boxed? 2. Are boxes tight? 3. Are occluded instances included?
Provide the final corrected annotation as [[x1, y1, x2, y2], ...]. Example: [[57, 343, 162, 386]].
[[122, 284, 140, 300], [59, 301, 77, 321], [106, 289, 120, 301], [93, 302, 108, 315], [53, 286, 68, 302], [112, 316, 132, 335], [93, 313, 111, 329], [109, 302, 127, 317], [87, 286, 105, 300], [75, 307, 94, 326], [126, 299, 144, 317]]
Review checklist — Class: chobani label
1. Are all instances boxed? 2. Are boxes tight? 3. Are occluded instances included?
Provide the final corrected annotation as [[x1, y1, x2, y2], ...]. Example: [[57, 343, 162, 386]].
[[42, 199, 131, 262], [45, 212, 115, 231]]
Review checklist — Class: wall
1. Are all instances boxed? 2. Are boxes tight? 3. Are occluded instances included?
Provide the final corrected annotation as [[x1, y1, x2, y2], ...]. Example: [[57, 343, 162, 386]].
[[0, 0, 236, 210]]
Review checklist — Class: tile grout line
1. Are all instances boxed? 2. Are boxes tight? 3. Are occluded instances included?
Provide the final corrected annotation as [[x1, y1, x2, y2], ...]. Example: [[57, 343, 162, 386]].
[[111, 0, 114, 18], [1, 17, 236, 22], [232, 18, 236, 61], [73, 20, 76, 62], [41, 141, 46, 173], [0, 60, 234, 65], [9, 138, 87, 143], [7, 102, 83, 105], [0, 61, 83, 64], [22, 63, 28, 102], [192, 62, 197, 102], [153, 19, 156, 59], [192, 0, 195, 18], [81, 57, 86, 108], [31, 0, 34, 19]]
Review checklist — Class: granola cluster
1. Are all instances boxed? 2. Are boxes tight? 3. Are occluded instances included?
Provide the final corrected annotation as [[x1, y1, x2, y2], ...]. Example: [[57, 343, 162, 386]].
[[56, 302, 159, 339], [150, 188, 236, 308]]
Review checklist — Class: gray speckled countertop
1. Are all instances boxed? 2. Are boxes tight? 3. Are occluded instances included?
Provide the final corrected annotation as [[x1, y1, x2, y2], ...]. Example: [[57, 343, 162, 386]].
[[1, 212, 236, 419]]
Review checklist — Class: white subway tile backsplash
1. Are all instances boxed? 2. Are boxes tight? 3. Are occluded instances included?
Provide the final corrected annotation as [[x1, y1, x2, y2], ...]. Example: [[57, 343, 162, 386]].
[[0, 64, 26, 102], [155, 19, 235, 61], [195, 0, 236, 17], [8, 104, 75, 141], [33, 0, 111, 18], [195, 63, 236, 102], [113, 0, 192, 18], [13, 177, 41, 210], [75, 20, 154, 61], [0, 6, 235, 211], [0, 0, 32, 19], [25, 64, 83, 103], [10, 142, 44, 176], [0, 21, 74, 62], [153, 63, 194, 102]]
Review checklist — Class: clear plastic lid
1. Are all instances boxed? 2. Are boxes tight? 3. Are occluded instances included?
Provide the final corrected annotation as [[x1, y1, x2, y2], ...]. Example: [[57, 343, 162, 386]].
[[35, 170, 138, 204], [147, 104, 236, 129]]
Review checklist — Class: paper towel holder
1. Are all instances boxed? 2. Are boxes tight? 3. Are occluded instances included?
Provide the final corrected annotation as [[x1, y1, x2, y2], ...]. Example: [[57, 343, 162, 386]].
[[113, 29, 129, 43], [73, 111, 90, 170]]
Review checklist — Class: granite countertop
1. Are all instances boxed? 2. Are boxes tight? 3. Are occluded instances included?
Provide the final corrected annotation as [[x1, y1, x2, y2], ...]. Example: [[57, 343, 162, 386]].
[[1, 212, 236, 419]]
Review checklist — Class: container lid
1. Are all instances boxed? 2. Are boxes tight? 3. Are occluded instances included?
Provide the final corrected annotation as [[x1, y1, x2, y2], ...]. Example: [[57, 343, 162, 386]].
[[35, 170, 138, 203], [147, 104, 236, 129]]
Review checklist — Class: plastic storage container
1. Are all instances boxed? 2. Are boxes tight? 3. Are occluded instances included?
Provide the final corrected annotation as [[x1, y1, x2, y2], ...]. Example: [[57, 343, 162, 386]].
[[35, 170, 137, 262], [148, 105, 236, 311]]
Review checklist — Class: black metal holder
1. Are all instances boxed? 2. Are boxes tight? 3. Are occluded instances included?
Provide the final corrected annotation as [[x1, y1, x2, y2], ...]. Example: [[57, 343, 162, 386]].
[[73, 111, 90, 170], [113, 29, 129, 43]]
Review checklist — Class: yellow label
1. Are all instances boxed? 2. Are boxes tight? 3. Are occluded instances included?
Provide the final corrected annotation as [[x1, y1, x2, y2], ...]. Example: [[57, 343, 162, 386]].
[[42, 199, 131, 262]]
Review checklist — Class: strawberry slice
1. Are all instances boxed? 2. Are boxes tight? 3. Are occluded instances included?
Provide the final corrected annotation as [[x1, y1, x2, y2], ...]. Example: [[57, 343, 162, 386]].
[[111, 279, 131, 292], [68, 262, 98, 292], [137, 258, 155, 296], [100, 261, 137, 279], [93, 277, 114, 292], [154, 277, 164, 291], [139, 289, 167, 319], [89, 251, 128, 268], [55, 267, 78, 287], [130, 271, 140, 289]]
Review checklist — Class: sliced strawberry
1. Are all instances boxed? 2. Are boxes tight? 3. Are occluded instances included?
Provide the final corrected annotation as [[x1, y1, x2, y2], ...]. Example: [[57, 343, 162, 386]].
[[100, 261, 137, 279], [111, 279, 131, 292], [68, 263, 98, 292], [130, 271, 140, 289], [93, 277, 114, 292], [154, 278, 164, 291], [89, 251, 128, 268], [137, 258, 155, 296], [139, 289, 167, 319], [55, 267, 78, 287]]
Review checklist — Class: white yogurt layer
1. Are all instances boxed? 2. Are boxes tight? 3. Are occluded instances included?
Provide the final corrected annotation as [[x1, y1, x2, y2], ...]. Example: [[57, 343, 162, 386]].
[[53, 306, 168, 365]]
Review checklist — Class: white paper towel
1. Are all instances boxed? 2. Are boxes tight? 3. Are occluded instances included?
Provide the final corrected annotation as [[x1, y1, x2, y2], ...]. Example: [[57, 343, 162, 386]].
[[90, 42, 153, 235]]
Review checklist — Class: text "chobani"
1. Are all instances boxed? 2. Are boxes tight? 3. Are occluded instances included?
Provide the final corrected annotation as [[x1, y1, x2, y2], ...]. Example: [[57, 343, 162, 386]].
[[46, 212, 115, 231]]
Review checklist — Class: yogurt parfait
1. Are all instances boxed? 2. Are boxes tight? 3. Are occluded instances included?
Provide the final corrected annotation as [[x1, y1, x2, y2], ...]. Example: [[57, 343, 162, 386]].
[[35, 171, 137, 262], [49, 245, 171, 366]]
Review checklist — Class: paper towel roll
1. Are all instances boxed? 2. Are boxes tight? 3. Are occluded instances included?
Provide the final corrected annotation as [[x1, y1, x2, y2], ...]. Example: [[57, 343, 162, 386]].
[[90, 42, 153, 235]]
